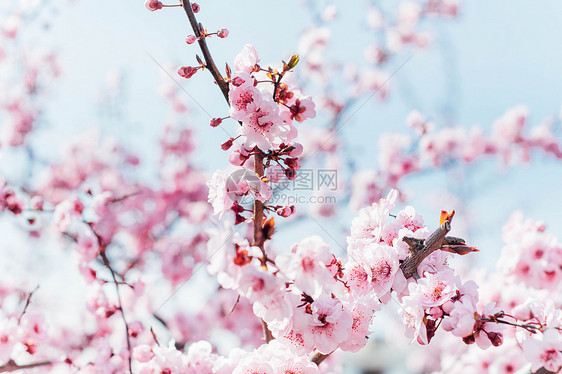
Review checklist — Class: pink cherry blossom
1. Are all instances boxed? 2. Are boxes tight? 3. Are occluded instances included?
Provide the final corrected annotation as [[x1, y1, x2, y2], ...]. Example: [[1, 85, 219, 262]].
[[408, 269, 457, 308], [276, 236, 334, 296], [239, 99, 295, 150], [207, 170, 234, 218], [145, 0, 163, 11], [234, 44, 259, 73], [228, 83, 263, 122], [304, 294, 353, 354], [522, 329, 562, 373]]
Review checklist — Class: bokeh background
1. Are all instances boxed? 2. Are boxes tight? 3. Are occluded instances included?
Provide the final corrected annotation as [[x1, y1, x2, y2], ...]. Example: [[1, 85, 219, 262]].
[[1, 0, 562, 372]]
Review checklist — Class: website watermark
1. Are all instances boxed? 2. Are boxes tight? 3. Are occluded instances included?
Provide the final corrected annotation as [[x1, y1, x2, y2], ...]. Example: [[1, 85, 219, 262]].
[[226, 168, 338, 205]]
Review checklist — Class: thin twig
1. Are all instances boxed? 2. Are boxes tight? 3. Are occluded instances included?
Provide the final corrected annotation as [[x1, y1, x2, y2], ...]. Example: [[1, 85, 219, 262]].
[[100, 250, 133, 374], [0, 360, 51, 373], [18, 285, 39, 324], [400, 219, 452, 279], [180, 0, 229, 103]]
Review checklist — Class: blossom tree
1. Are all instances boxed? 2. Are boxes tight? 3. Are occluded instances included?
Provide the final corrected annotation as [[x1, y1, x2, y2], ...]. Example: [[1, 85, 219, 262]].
[[0, 0, 561, 373]]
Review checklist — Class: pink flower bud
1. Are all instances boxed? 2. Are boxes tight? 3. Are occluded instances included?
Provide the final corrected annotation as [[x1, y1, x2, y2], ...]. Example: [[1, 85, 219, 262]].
[[285, 157, 301, 170], [512, 304, 532, 320], [285, 168, 297, 180], [276, 205, 295, 217], [178, 66, 198, 79], [133, 345, 154, 363], [191, 3, 200, 13], [441, 300, 455, 314], [221, 138, 234, 150], [288, 143, 303, 157], [210, 117, 222, 127], [145, 0, 163, 11], [217, 29, 229, 38], [231, 76, 246, 87], [428, 307, 443, 319], [487, 331, 503, 347], [229, 150, 248, 166], [186, 35, 197, 44]]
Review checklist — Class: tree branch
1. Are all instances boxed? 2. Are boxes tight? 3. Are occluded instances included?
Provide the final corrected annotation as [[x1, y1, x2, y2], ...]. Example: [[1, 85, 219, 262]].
[[400, 219, 452, 279], [311, 352, 329, 366], [180, 0, 229, 103], [100, 250, 133, 374], [179, 0, 273, 344], [0, 360, 51, 373]]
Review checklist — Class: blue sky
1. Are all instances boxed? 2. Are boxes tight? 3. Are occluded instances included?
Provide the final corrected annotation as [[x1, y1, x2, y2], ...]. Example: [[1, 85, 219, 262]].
[[3, 0, 562, 372], [13, 0, 560, 266]]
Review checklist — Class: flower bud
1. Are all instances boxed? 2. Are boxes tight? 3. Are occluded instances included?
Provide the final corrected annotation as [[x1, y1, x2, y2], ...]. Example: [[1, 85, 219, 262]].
[[210, 118, 222, 127], [217, 29, 229, 38], [221, 138, 234, 150], [285, 168, 297, 180], [178, 66, 198, 79], [285, 157, 301, 170], [288, 143, 303, 157], [191, 3, 200, 13], [186, 35, 197, 44], [145, 0, 163, 11], [276, 205, 295, 217], [229, 150, 248, 166], [487, 331, 503, 347]]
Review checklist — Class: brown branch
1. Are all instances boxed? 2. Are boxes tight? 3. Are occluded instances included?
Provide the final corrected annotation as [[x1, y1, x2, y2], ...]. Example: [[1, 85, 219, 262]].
[[252, 152, 274, 342], [100, 250, 133, 374], [261, 319, 274, 343], [311, 352, 330, 366], [181, 0, 229, 103], [18, 285, 39, 324], [400, 219, 452, 279], [180, 0, 273, 345], [0, 360, 51, 373], [252, 153, 265, 251]]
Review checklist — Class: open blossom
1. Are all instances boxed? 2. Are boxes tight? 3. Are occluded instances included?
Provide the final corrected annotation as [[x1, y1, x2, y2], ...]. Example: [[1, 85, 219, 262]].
[[339, 295, 380, 352], [400, 297, 428, 344], [522, 329, 562, 373], [239, 99, 296, 150], [287, 97, 316, 123], [229, 82, 263, 121], [234, 44, 259, 73], [53, 194, 84, 232], [233, 341, 318, 374], [207, 170, 234, 218], [276, 236, 333, 296], [408, 269, 457, 308], [362, 243, 401, 298], [303, 294, 353, 354], [348, 189, 398, 253]]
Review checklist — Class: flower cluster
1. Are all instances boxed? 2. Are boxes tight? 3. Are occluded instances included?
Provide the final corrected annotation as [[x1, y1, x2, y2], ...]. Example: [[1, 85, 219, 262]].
[[206, 44, 316, 222]]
